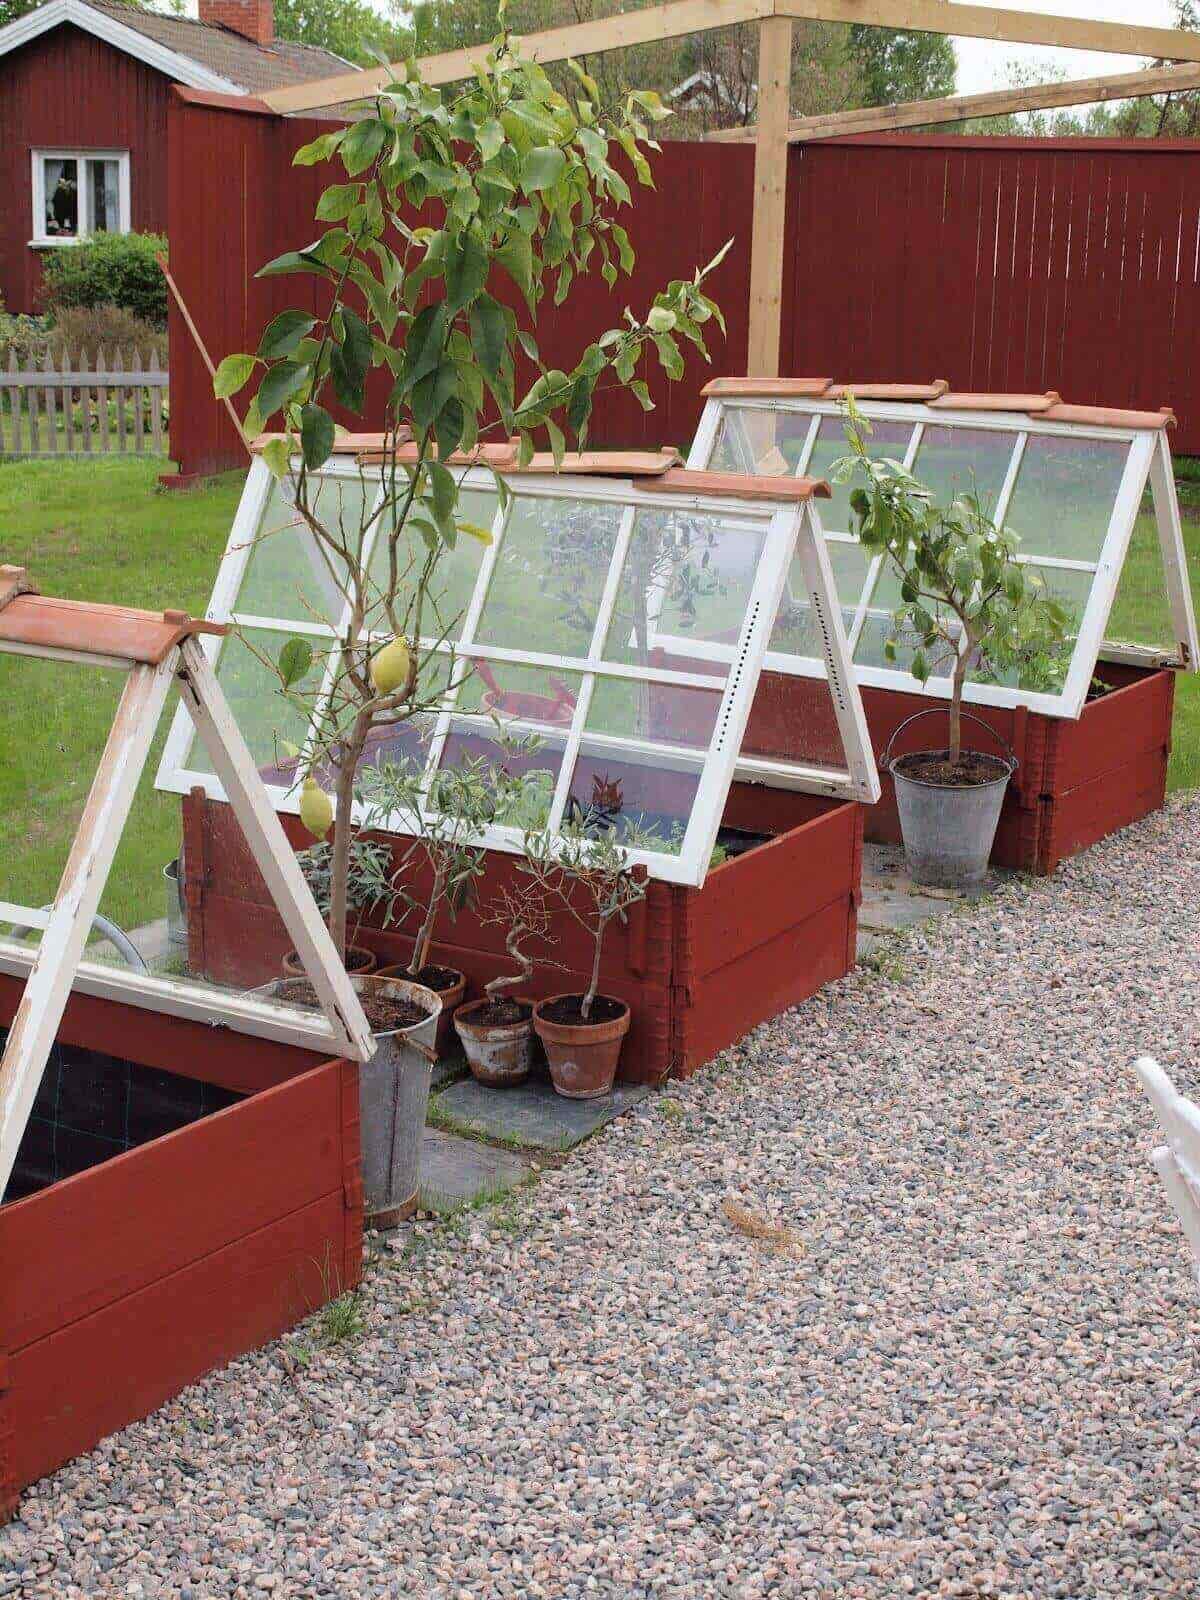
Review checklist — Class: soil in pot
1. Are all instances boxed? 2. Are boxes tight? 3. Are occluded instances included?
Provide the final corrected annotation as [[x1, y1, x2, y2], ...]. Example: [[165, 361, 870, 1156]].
[[533, 994, 631, 1101], [454, 996, 535, 1087], [378, 963, 466, 1057], [283, 944, 375, 979], [273, 977, 429, 1033], [893, 749, 1010, 787]]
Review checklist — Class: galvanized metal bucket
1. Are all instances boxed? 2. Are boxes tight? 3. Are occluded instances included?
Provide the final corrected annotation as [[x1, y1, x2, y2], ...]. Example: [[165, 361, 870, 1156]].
[[256, 973, 441, 1229], [349, 975, 441, 1229], [163, 858, 187, 956], [884, 709, 1017, 891]]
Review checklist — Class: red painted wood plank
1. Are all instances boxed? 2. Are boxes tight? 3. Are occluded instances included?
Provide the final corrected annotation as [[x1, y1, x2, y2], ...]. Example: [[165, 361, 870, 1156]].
[[1, 1060, 345, 1351], [4, 1192, 346, 1505]]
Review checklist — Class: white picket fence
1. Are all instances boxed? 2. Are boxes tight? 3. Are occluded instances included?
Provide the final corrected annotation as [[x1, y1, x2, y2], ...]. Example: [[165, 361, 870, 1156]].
[[1, 347, 168, 457]]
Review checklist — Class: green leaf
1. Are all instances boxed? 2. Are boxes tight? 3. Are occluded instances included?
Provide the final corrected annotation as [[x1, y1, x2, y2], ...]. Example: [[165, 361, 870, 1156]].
[[315, 183, 361, 221], [458, 520, 493, 545], [293, 130, 344, 167], [468, 294, 506, 380], [478, 118, 505, 163], [400, 303, 447, 395], [495, 230, 533, 308], [428, 460, 457, 528], [213, 353, 256, 400], [256, 360, 307, 420], [520, 146, 566, 193], [261, 438, 291, 479], [434, 395, 465, 459], [257, 312, 316, 362], [278, 637, 314, 688], [445, 228, 489, 314], [340, 118, 388, 177], [544, 417, 565, 469], [630, 379, 654, 412], [300, 403, 335, 470], [256, 249, 330, 282]]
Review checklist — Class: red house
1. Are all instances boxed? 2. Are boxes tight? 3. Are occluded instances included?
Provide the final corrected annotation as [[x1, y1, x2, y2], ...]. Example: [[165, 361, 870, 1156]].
[[0, 0, 345, 312]]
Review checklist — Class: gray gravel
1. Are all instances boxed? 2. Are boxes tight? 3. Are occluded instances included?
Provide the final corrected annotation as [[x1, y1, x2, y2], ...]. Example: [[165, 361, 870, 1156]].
[[4, 794, 1200, 1598]]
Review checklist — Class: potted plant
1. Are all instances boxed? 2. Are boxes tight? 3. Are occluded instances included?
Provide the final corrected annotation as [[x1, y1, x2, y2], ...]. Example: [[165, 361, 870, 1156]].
[[835, 397, 1071, 889], [282, 836, 399, 978], [453, 870, 560, 1087], [523, 825, 648, 1099]]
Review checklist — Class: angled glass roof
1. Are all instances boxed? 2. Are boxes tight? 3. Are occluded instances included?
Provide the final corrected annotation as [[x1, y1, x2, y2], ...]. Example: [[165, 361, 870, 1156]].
[[688, 388, 1198, 720], [157, 456, 879, 888]]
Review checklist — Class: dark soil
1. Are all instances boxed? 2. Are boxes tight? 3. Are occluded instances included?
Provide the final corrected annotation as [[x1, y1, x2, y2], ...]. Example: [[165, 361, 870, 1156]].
[[1087, 677, 1115, 702], [715, 825, 772, 858], [284, 944, 374, 975], [274, 978, 430, 1033], [539, 994, 628, 1027], [413, 964, 463, 994], [472, 998, 533, 1028], [894, 749, 1011, 788]]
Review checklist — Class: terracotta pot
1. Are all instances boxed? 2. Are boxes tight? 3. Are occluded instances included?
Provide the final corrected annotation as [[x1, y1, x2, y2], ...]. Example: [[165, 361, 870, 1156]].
[[282, 944, 376, 979], [453, 996, 535, 1087], [377, 963, 466, 1058], [532, 994, 631, 1100]]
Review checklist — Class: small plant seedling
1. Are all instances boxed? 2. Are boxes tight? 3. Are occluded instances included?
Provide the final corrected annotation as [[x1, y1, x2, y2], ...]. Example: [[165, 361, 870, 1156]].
[[318, 1290, 366, 1346], [721, 1197, 804, 1259], [660, 1096, 685, 1123]]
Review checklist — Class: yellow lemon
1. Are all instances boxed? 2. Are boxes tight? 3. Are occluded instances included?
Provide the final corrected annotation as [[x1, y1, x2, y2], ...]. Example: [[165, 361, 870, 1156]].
[[370, 636, 412, 696], [299, 775, 334, 840]]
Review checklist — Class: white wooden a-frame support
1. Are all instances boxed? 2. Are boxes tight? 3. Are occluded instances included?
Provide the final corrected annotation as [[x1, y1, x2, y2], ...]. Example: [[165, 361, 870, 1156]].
[[0, 635, 374, 1204]]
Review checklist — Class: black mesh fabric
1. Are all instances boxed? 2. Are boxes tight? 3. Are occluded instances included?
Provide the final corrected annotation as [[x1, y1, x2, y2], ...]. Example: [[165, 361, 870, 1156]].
[[2, 1029, 241, 1203]]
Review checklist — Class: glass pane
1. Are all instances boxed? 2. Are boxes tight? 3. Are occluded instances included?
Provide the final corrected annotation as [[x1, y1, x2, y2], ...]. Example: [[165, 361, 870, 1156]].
[[476, 494, 623, 656], [455, 659, 581, 729], [90, 158, 120, 233], [1106, 485, 1178, 653], [238, 473, 374, 626], [854, 560, 957, 678], [605, 505, 769, 667], [710, 407, 814, 476], [564, 740, 701, 854], [1005, 434, 1130, 563], [911, 425, 1014, 517], [185, 628, 319, 785], [806, 416, 915, 533], [589, 674, 721, 753], [435, 720, 565, 829], [368, 486, 495, 644], [770, 539, 872, 657], [742, 669, 851, 776], [43, 157, 78, 238]]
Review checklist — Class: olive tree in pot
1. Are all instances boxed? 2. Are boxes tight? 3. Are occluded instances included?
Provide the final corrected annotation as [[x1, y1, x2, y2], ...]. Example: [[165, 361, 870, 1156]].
[[213, 25, 725, 1218], [523, 825, 648, 1099], [454, 869, 561, 1087], [835, 398, 1071, 890], [283, 836, 401, 978]]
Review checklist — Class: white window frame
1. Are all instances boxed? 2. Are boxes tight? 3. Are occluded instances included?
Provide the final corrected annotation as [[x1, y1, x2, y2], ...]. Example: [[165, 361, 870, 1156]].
[[156, 457, 880, 887], [687, 395, 1199, 721], [30, 148, 131, 247]]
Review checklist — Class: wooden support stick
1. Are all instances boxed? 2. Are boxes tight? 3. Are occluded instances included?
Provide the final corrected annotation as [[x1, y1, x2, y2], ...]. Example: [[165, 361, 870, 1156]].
[[157, 252, 251, 459], [747, 15, 792, 379]]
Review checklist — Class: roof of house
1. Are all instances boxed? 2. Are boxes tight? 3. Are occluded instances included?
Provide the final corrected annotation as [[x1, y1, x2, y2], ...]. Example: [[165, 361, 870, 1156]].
[[0, 0, 350, 97]]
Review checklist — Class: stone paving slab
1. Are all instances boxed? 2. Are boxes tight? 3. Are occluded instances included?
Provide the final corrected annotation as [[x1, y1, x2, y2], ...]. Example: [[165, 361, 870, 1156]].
[[432, 1071, 653, 1152], [857, 840, 1000, 957], [419, 1128, 535, 1212]]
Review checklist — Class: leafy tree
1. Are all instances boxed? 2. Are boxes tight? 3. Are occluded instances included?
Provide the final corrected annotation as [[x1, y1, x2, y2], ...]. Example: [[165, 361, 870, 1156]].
[[273, 0, 412, 69], [213, 24, 728, 959], [846, 23, 955, 107]]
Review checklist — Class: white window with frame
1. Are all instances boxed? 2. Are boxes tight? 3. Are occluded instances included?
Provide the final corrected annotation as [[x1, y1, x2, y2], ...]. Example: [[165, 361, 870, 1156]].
[[155, 456, 880, 890], [30, 149, 130, 245], [686, 386, 1199, 723]]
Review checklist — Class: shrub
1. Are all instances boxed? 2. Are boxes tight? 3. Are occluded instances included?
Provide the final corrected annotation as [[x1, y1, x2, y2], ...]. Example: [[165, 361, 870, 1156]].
[[51, 304, 167, 364], [0, 310, 53, 366], [40, 231, 168, 325]]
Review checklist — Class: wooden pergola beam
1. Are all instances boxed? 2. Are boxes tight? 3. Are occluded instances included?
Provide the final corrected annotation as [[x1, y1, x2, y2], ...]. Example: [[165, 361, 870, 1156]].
[[748, 16, 792, 378], [709, 60, 1200, 144]]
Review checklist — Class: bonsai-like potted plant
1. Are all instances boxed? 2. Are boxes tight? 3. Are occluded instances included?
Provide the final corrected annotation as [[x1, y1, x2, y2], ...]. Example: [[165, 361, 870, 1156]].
[[523, 824, 648, 1099], [453, 870, 560, 1087], [835, 397, 1071, 889], [212, 21, 725, 1220]]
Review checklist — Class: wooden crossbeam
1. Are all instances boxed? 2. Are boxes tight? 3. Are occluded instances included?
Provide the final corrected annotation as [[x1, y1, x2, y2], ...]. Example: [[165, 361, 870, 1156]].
[[261, 0, 1200, 115], [709, 60, 1200, 143], [748, 16, 792, 379]]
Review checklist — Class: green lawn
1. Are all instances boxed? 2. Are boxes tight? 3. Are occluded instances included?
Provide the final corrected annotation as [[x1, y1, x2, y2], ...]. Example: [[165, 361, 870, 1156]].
[[1, 455, 1198, 945], [0, 458, 244, 934]]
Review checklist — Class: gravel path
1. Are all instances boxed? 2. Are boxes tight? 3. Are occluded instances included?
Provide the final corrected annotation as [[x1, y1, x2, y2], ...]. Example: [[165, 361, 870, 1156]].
[[4, 795, 1199, 1599]]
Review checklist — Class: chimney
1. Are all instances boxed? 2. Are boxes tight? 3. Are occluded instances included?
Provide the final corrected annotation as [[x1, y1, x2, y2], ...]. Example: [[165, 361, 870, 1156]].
[[198, 0, 274, 47]]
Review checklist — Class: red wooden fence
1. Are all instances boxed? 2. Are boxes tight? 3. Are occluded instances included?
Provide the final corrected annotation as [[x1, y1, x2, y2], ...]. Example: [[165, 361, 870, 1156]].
[[166, 94, 1200, 477]]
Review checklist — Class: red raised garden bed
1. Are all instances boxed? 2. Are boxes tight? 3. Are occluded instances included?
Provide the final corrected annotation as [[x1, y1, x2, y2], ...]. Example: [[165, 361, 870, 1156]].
[[0, 978, 361, 1523], [743, 663, 1175, 876], [181, 781, 865, 1085]]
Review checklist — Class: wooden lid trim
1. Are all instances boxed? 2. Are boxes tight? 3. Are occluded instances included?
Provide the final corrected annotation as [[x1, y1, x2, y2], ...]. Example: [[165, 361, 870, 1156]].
[[355, 439, 518, 468], [1040, 403, 1178, 431], [0, 565, 37, 614], [826, 381, 949, 400], [520, 449, 682, 476], [653, 469, 830, 502], [251, 428, 413, 456], [701, 376, 832, 398], [929, 391, 1063, 413], [0, 595, 226, 665]]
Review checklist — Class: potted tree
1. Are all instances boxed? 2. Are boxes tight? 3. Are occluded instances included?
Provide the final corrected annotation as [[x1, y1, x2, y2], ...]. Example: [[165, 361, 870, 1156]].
[[524, 825, 648, 1099], [282, 836, 399, 978], [212, 25, 725, 1216], [835, 397, 1071, 889], [453, 870, 560, 1087]]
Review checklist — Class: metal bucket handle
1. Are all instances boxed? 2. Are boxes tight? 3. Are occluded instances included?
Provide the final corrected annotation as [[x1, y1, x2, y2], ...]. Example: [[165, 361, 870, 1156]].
[[881, 707, 1018, 776]]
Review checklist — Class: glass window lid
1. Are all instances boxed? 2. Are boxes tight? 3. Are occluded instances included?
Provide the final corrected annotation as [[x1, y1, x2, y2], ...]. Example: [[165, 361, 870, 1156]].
[[688, 389, 1198, 719], [157, 456, 877, 885]]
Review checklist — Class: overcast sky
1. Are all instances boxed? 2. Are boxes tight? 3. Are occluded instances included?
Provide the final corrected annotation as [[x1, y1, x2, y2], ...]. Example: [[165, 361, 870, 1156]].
[[953, 0, 1180, 94]]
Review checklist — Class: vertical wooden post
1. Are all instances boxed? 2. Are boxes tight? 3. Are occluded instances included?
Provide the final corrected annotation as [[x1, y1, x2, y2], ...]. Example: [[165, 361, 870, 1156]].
[[747, 15, 793, 378]]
